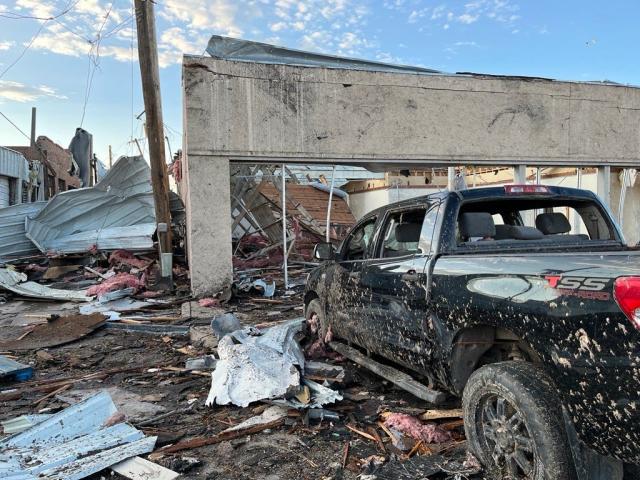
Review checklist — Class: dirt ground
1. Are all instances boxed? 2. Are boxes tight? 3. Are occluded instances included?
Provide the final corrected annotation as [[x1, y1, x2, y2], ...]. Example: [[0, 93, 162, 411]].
[[0, 286, 483, 480]]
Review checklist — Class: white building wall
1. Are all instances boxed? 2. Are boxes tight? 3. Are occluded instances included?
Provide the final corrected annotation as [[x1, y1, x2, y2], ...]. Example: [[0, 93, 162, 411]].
[[348, 187, 441, 219]]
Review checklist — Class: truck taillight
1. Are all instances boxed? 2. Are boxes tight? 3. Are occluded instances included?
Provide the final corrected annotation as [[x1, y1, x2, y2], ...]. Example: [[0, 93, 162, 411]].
[[504, 184, 550, 194], [614, 277, 640, 331]]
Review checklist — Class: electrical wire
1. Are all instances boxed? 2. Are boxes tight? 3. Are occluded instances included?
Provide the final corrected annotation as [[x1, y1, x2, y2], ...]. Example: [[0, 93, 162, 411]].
[[0, 21, 48, 80], [0, 0, 81, 20], [130, 0, 135, 157], [0, 110, 31, 140], [79, 3, 113, 127]]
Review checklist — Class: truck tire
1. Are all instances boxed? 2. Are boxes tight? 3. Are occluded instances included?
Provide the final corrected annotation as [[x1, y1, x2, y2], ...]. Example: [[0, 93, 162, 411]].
[[305, 298, 328, 340], [463, 361, 577, 480]]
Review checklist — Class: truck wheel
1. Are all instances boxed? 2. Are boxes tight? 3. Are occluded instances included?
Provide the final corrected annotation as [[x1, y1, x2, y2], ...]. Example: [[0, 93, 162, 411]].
[[463, 361, 576, 480], [305, 298, 328, 341]]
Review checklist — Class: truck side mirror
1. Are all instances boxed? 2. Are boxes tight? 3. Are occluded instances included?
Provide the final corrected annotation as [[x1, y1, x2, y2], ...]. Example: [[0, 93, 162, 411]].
[[314, 242, 335, 261]]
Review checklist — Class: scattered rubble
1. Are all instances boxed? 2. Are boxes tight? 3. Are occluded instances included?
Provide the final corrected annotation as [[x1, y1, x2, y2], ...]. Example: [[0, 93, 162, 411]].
[[0, 162, 479, 479]]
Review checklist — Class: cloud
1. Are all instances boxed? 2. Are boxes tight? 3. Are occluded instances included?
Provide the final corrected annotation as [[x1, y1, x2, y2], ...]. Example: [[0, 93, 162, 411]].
[[160, 0, 243, 37], [408, 8, 429, 24], [454, 41, 478, 46], [431, 5, 447, 19], [0, 41, 15, 51], [158, 27, 206, 67], [300, 30, 334, 52], [457, 13, 479, 24], [0, 80, 66, 102], [270, 21, 287, 32], [14, 0, 57, 19], [7, 0, 374, 69]]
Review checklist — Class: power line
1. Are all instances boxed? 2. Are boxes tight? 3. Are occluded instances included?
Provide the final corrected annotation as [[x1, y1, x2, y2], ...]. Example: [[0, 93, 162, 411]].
[[0, 110, 31, 141], [79, 4, 113, 127], [0, 0, 82, 21], [0, 21, 48, 80]]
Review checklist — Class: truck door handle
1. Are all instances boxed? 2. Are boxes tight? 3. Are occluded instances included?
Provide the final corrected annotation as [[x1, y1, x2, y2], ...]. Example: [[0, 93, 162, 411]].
[[402, 270, 419, 282]]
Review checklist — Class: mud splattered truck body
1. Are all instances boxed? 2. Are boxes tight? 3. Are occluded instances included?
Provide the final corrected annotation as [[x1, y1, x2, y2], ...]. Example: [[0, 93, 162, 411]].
[[305, 185, 640, 479]]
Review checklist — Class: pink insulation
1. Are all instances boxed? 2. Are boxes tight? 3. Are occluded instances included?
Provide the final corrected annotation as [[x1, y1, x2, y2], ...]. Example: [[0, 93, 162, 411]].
[[86, 272, 145, 296], [198, 298, 221, 308], [384, 413, 452, 444], [109, 249, 150, 269]]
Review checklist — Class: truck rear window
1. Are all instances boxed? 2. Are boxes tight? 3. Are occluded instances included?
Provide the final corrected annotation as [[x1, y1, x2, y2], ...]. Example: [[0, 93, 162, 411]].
[[456, 198, 618, 246]]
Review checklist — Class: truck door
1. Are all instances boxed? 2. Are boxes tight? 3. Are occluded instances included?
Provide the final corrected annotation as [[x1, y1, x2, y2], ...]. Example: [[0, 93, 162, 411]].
[[325, 215, 378, 345], [358, 202, 440, 373]]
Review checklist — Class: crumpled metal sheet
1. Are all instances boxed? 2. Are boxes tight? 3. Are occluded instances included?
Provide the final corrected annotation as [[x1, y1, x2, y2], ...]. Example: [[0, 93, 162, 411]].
[[207, 36, 442, 75], [0, 391, 156, 480], [206, 318, 342, 408], [25, 156, 157, 255], [0, 268, 91, 302], [206, 334, 301, 407], [232, 318, 306, 370], [68, 128, 92, 187], [0, 202, 47, 264]]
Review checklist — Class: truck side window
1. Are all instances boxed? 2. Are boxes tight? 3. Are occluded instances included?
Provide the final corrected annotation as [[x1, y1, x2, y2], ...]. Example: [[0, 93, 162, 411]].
[[379, 208, 427, 258], [343, 218, 376, 261], [419, 203, 440, 254]]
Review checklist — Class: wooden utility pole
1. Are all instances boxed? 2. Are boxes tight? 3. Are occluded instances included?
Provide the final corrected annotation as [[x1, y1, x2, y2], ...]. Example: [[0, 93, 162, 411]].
[[108, 145, 113, 168], [135, 0, 172, 255], [30, 107, 36, 148]]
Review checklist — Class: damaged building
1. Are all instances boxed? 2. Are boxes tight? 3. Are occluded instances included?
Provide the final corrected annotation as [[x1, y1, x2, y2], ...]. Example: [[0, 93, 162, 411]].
[[9, 135, 81, 199]]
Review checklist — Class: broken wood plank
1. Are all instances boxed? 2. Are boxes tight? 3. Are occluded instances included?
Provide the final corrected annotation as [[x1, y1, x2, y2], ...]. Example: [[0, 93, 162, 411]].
[[158, 417, 285, 454], [419, 408, 463, 421], [346, 424, 377, 442], [111, 456, 179, 480], [42, 265, 81, 280], [84, 266, 109, 280], [329, 341, 447, 405], [440, 419, 465, 430]]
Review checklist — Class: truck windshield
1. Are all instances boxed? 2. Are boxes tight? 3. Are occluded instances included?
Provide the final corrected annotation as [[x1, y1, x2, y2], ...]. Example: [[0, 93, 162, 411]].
[[456, 197, 619, 246]]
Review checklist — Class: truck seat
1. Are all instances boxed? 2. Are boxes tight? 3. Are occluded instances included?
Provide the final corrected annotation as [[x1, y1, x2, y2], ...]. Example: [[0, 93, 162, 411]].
[[536, 212, 589, 241]]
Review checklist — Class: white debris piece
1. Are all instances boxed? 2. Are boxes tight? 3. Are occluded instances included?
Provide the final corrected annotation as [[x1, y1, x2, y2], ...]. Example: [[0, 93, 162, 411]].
[[0, 268, 91, 302], [206, 335, 300, 407], [206, 318, 342, 409], [220, 406, 288, 434]]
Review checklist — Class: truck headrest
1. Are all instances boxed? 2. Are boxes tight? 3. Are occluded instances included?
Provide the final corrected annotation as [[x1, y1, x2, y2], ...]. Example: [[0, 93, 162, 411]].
[[535, 212, 571, 235], [495, 224, 544, 240], [395, 223, 421, 243], [460, 212, 495, 239]]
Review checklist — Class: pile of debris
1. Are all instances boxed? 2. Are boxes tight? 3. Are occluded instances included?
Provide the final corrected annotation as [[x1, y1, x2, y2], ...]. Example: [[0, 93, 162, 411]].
[[0, 155, 184, 266], [230, 164, 355, 269], [0, 158, 482, 478], [0, 287, 481, 479]]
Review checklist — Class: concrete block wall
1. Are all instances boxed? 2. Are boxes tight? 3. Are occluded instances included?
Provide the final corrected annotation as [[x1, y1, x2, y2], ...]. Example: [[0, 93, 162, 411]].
[[183, 55, 640, 295]]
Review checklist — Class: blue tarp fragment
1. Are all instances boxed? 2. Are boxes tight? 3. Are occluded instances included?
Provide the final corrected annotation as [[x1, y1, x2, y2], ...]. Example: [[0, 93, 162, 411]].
[[0, 355, 33, 382]]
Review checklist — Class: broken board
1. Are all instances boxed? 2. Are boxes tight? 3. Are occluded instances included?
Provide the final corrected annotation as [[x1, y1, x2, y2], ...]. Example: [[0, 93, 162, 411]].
[[329, 341, 446, 405], [0, 313, 106, 351]]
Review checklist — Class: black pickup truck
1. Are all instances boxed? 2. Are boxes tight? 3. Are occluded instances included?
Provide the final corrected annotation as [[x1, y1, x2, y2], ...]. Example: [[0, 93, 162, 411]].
[[304, 185, 640, 479]]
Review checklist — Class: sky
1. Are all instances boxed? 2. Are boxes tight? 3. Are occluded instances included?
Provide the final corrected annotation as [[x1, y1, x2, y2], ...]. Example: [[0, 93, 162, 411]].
[[0, 0, 639, 165]]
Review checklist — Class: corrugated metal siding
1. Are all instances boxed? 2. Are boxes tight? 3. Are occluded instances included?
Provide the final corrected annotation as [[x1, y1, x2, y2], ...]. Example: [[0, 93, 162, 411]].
[[0, 177, 9, 208], [0, 146, 26, 179], [0, 201, 47, 263]]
